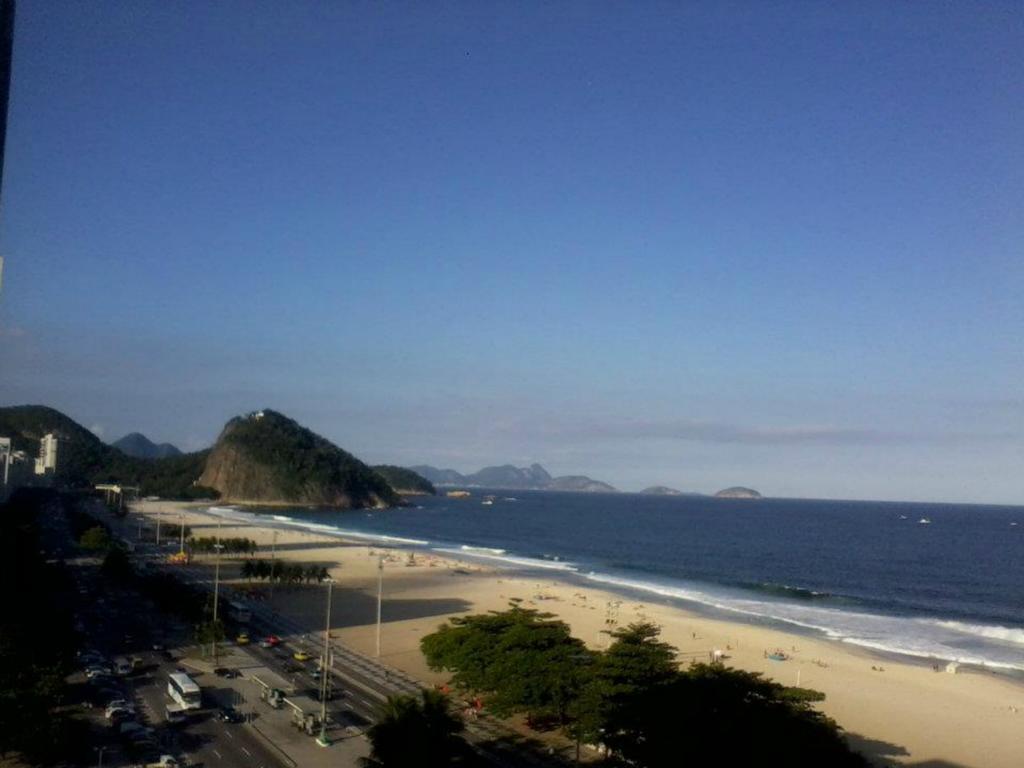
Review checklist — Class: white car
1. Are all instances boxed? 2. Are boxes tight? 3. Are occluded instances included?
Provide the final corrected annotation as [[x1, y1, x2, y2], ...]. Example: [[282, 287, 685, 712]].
[[106, 705, 135, 720]]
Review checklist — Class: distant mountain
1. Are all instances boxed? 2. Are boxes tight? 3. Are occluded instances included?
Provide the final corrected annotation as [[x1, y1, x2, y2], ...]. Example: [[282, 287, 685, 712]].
[[409, 465, 466, 485], [714, 486, 762, 499], [470, 463, 552, 489], [409, 463, 617, 493], [372, 465, 436, 496], [641, 486, 683, 495], [112, 432, 183, 459], [199, 410, 398, 508], [0, 404, 214, 499], [640, 486, 705, 496], [547, 475, 617, 493]]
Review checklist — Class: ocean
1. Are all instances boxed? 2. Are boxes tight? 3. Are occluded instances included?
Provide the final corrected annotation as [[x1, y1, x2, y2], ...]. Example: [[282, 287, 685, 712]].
[[206, 491, 1024, 673]]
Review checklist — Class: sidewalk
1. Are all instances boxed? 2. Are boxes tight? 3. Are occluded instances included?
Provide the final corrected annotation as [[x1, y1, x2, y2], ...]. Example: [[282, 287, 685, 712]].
[[184, 646, 370, 768]]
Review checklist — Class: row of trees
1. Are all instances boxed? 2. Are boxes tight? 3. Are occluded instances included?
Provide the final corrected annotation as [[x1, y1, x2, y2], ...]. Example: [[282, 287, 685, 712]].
[[240, 558, 330, 584], [418, 603, 866, 767], [191, 536, 257, 554]]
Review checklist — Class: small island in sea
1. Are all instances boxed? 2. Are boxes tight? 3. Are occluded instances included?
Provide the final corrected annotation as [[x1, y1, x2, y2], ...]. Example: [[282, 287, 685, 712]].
[[714, 486, 763, 499]]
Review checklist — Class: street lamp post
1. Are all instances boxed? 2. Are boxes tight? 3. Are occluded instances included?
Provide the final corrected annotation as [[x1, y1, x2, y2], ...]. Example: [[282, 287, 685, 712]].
[[269, 530, 278, 602], [375, 555, 383, 657], [155, 512, 161, 547], [94, 746, 106, 768], [317, 578, 333, 747], [212, 521, 224, 664]]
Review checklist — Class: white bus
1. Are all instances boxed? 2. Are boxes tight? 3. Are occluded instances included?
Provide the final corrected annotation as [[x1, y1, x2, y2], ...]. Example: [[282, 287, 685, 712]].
[[167, 672, 201, 710], [228, 601, 251, 624]]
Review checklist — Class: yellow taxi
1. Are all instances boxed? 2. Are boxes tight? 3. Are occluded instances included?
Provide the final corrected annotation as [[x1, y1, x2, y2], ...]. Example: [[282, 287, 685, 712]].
[[293, 650, 311, 662], [236, 632, 250, 645]]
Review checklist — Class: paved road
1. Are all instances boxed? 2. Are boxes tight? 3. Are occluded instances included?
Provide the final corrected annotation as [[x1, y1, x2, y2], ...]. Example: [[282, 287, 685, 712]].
[[54, 502, 290, 768], [102, 504, 569, 768]]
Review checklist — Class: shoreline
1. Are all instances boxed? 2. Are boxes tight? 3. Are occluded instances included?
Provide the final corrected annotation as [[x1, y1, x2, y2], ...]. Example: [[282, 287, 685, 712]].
[[210, 502, 1024, 678], [129, 500, 1024, 767]]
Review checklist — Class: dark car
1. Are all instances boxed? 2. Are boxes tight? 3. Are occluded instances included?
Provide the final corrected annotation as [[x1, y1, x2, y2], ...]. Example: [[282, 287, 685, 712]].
[[213, 667, 240, 679], [218, 707, 244, 724]]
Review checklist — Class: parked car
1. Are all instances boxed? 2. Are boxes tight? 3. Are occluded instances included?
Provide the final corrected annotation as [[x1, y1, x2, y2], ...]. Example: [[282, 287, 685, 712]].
[[118, 722, 153, 739], [217, 706, 244, 724], [214, 667, 240, 679], [105, 704, 135, 720], [108, 708, 135, 726]]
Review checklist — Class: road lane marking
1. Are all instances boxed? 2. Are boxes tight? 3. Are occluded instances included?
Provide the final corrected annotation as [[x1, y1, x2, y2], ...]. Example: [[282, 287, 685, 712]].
[[213, 749, 223, 759], [242, 748, 252, 757], [224, 729, 234, 739]]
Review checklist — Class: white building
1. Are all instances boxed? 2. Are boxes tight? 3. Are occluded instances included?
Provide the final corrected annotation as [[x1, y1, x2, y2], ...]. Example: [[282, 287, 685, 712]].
[[0, 436, 10, 486], [34, 433, 58, 475], [1, 439, 37, 502]]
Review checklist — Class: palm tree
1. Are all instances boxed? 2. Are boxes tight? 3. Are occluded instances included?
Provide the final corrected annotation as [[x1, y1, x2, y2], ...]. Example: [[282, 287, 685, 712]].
[[360, 690, 466, 767]]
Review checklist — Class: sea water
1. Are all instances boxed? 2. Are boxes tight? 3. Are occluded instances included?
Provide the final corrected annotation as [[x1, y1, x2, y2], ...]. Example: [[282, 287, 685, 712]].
[[206, 492, 1024, 672]]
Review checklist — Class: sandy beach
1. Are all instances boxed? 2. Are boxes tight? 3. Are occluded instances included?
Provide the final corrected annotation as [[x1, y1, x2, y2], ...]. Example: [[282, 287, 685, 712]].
[[132, 501, 1024, 767]]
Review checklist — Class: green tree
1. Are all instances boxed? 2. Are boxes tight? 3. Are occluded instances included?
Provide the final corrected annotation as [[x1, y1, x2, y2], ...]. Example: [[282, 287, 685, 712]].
[[79, 525, 111, 550], [195, 619, 226, 647], [421, 604, 592, 723], [579, 623, 679, 750], [360, 690, 466, 768], [602, 664, 865, 767]]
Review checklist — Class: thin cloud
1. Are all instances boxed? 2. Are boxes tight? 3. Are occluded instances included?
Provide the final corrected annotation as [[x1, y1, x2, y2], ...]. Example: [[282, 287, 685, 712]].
[[541, 419, 1019, 446]]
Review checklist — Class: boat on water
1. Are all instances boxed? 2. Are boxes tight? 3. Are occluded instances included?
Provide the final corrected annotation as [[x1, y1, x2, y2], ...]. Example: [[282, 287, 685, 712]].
[[481, 500, 493, 506], [918, 518, 932, 525]]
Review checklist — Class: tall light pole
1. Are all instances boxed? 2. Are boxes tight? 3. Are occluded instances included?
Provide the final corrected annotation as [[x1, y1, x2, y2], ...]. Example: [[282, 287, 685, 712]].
[[269, 530, 278, 601], [212, 517, 224, 663], [94, 746, 106, 768], [155, 512, 161, 548], [178, 513, 186, 554], [375, 555, 383, 657], [317, 578, 333, 747]]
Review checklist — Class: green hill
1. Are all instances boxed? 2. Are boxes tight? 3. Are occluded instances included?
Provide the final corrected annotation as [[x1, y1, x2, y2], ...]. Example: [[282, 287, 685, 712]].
[[0, 405, 216, 499], [372, 465, 436, 496], [198, 410, 399, 508]]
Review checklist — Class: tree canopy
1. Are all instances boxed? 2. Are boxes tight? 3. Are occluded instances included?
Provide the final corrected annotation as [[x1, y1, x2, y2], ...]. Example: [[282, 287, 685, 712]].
[[421, 609, 867, 767], [360, 690, 468, 768], [422, 603, 594, 723]]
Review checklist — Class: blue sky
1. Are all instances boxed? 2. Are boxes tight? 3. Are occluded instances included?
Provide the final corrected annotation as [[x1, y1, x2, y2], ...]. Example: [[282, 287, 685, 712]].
[[1, 1, 1021, 503]]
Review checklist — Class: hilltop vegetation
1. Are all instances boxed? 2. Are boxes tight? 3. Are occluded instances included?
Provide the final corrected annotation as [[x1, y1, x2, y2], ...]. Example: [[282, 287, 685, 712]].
[[199, 410, 399, 508], [0, 405, 216, 498]]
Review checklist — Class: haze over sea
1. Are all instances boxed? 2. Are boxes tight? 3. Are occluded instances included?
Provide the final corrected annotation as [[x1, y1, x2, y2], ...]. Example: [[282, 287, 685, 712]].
[[212, 491, 1024, 674]]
